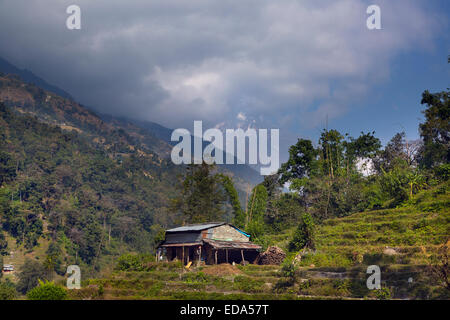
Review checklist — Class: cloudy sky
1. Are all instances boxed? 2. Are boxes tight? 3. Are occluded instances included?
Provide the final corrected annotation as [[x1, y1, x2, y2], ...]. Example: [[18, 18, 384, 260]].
[[0, 0, 449, 161]]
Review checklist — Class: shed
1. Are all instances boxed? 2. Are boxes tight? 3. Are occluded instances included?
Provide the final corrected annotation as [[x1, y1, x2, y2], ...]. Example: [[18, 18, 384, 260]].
[[158, 222, 261, 265], [2, 264, 14, 272]]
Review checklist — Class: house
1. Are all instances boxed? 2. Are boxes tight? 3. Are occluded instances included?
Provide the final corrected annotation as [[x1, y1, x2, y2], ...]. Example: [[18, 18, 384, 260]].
[[157, 222, 262, 265], [2, 264, 14, 272]]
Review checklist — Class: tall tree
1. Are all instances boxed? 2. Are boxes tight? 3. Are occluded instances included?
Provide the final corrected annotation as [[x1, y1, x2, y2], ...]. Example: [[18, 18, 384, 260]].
[[419, 89, 450, 168], [246, 184, 268, 238], [219, 174, 244, 228], [171, 162, 227, 224], [278, 139, 318, 184]]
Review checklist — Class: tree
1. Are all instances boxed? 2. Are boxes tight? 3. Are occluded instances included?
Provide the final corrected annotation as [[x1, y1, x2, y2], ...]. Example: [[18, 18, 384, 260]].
[[289, 212, 315, 252], [379, 162, 411, 206], [374, 132, 409, 173], [16, 258, 48, 294], [219, 174, 244, 228], [246, 185, 268, 238], [262, 173, 282, 228], [171, 162, 227, 224], [406, 170, 427, 199], [345, 131, 381, 160], [0, 231, 8, 256], [419, 89, 450, 168], [0, 151, 16, 184], [319, 129, 345, 178], [278, 139, 318, 184]]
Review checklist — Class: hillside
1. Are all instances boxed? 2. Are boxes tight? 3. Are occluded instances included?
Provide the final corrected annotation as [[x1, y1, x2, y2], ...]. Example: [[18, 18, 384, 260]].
[[0, 101, 184, 271], [0, 70, 261, 194], [64, 183, 448, 300], [0, 69, 264, 281]]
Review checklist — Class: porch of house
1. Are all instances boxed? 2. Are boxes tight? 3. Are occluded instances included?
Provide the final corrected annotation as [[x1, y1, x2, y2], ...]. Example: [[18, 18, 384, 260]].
[[160, 239, 261, 265]]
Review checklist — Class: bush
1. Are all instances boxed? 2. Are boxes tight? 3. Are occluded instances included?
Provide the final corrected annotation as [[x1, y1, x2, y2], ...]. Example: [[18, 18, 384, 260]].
[[434, 164, 450, 181], [233, 276, 265, 293], [374, 287, 392, 300], [0, 281, 17, 300], [181, 272, 208, 283], [26, 280, 67, 300], [289, 213, 315, 252], [16, 258, 48, 294], [115, 253, 155, 271]]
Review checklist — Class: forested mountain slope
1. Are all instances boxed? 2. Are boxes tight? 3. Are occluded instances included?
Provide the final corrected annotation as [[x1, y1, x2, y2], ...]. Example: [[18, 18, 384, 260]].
[[0, 101, 183, 270], [0, 69, 261, 276]]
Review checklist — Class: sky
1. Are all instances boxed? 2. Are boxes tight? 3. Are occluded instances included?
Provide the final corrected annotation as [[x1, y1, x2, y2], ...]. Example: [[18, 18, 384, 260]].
[[0, 0, 449, 163]]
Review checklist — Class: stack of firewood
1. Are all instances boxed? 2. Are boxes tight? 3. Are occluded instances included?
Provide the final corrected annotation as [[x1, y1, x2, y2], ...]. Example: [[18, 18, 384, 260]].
[[258, 246, 286, 265]]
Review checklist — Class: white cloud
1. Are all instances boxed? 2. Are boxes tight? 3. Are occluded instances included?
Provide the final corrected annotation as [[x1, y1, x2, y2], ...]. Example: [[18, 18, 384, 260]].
[[237, 112, 246, 121]]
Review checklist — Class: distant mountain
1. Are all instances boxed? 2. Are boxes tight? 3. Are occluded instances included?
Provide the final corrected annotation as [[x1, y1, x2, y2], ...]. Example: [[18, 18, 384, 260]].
[[113, 116, 263, 186], [0, 57, 72, 99], [0, 56, 262, 185]]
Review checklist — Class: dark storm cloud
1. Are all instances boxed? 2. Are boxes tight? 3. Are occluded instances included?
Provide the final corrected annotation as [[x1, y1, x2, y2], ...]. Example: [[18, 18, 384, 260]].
[[0, 0, 442, 134]]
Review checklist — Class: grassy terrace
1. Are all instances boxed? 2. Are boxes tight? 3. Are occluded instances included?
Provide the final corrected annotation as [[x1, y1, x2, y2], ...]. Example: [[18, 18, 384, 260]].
[[69, 183, 448, 300]]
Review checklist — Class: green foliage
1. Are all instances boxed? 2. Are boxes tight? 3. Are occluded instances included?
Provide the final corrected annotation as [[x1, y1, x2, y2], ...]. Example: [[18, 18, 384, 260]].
[[374, 287, 392, 300], [26, 280, 67, 300], [419, 89, 449, 168], [45, 241, 64, 276], [280, 259, 296, 283], [266, 192, 305, 232], [379, 163, 411, 206], [0, 150, 16, 184], [0, 280, 17, 300], [246, 184, 268, 239], [289, 213, 315, 252], [0, 99, 183, 265], [220, 174, 244, 228], [115, 253, 156, 271], [434, 164, 450, 181], [16, 258, 48, 294], [278, 138, 318, 184], [233, 275, 265, 293], [0, 231, 7, 256], [181, 272, 208, 283], [171, 162, 227, 224]]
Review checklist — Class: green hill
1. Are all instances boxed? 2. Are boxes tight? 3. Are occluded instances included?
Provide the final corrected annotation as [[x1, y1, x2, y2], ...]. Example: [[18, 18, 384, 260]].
[[67, 183, 448, 300], [0, 72, 259, 279]]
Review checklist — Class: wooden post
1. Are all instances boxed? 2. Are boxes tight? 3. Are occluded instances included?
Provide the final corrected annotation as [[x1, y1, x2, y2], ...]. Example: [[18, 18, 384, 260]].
[[241, 250, 245, 264], [198, 246, 202, 266], [215, 250, 218, 265], [187, 247, 190, 264], [182, 246, 185, 265], [226, 249, 229, 264]]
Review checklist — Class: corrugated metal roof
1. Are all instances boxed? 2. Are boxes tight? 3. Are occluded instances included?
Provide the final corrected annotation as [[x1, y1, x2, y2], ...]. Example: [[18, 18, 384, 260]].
[[160, 242, 201, 247], [163, 231, 202, 244], [203, 239, 262, 250], [166, 222, 225, 233]]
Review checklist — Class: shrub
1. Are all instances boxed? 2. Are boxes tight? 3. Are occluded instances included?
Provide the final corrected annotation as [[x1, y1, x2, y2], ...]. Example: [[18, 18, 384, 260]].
[[26, 280, 67, 300], [0, 281, 17, 300], [16, 258, 48, 294], [434, 164, 450, 181], [233, 276, 264, 293], [374, 287, 392, 300], [181, 272, 208, 283], [115, 253, 155, 271], [289, 212, 315, 252]]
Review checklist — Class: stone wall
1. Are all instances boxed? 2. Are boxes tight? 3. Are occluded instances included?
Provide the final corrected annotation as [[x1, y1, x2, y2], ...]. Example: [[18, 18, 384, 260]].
[[209, 224, 249, 242]]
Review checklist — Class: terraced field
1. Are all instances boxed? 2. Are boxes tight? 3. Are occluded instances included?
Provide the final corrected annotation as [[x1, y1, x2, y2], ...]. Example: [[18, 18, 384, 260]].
[[68, 183, 449, 300]]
